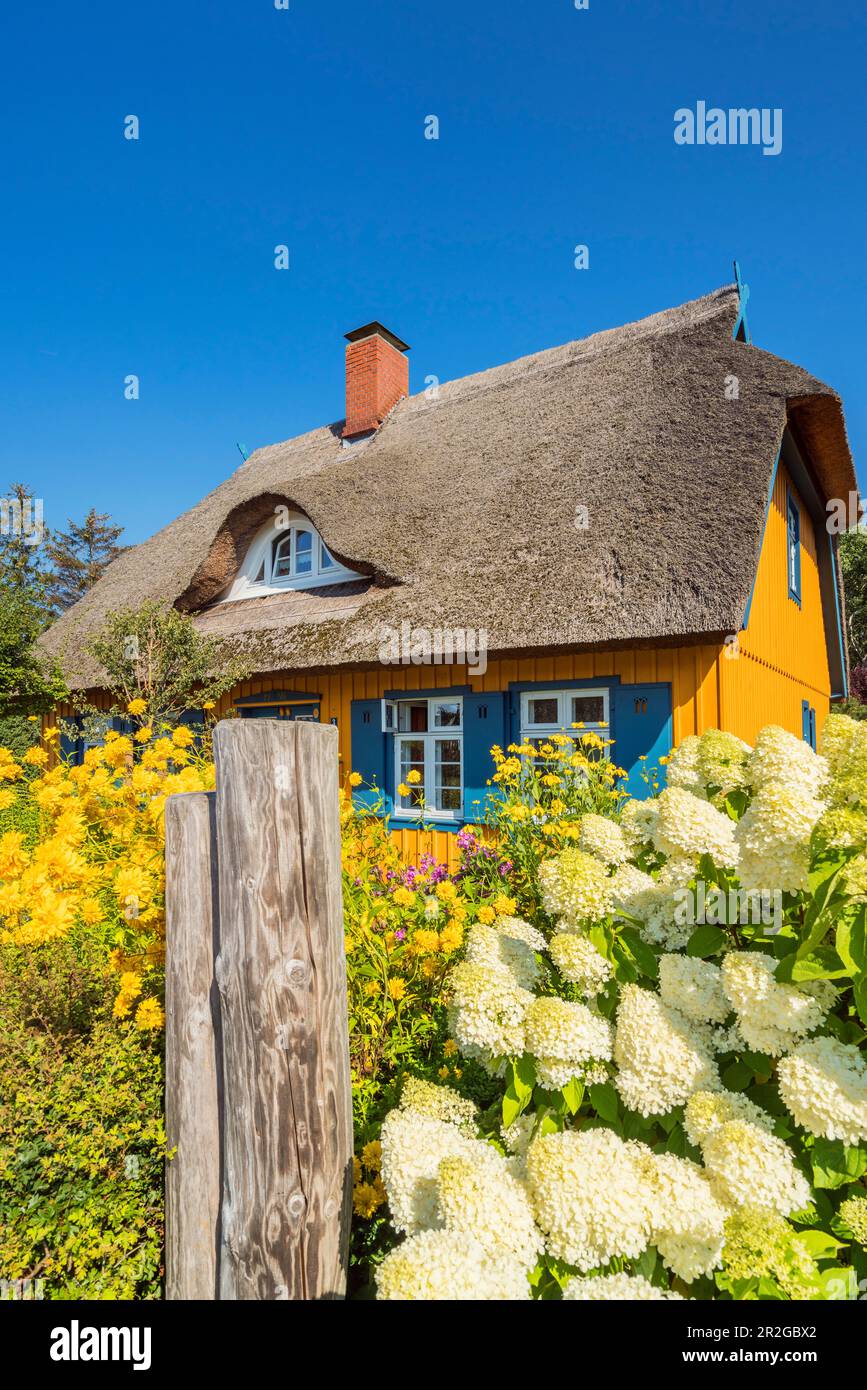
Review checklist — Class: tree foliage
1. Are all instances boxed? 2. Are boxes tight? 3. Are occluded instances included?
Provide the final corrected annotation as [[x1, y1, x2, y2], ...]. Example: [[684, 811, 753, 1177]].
[[80, 600, 251, 725], [45, 508, 127, 615]]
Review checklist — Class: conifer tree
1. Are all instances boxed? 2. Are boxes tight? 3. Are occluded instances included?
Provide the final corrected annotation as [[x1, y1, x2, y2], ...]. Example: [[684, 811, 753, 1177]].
[[45, 507, 127, 614]]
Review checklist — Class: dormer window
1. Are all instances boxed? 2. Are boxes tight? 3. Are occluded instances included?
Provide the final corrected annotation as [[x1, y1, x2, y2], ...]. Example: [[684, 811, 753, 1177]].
[[223, 511, 363, 602]]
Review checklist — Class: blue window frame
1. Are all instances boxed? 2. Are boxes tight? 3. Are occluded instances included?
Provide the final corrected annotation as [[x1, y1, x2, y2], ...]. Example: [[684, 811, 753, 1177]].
[[801, 700, 817, 751], [787, 489, 802, 605]]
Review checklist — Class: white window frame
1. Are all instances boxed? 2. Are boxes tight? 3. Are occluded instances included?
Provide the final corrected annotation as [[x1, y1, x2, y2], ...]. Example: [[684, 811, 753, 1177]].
[[520, 688, 610, 740], [385, 696, 464, 821], [224, 512, 362, 601]]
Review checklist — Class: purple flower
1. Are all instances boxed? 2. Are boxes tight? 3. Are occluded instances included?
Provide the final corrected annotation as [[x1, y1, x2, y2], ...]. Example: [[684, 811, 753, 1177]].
[[394, 928, 407, 941]]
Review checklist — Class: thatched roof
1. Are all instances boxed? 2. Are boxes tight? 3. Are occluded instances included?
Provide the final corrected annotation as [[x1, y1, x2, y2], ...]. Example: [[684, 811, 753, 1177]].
[[43, 284, 856, 689]]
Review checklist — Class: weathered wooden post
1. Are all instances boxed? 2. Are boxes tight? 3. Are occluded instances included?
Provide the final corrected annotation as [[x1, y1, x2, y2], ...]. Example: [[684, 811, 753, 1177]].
[[165, 791, 222, 1300], [212, 718, 353, 1300]]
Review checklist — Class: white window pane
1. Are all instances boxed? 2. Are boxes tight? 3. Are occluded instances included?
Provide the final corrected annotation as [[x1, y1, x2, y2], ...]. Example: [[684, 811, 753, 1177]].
[[320, 542, 337, 570], [273, 538, 292, 577], [571, 694, 605, 725], [397, 700, 428, 732], [398, 738, 425, 809], [434, 739, 462, 811], [528, 697, 559, 726], [295, 529, 313, 574], [433, 700, 461, 728]]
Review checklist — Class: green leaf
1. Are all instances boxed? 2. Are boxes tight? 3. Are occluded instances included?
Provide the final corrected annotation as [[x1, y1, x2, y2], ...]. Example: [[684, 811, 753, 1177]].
[[721, 1060, 752, 1092], [588, 1081, 619, 1122], [776, 947, 849, 982], [796, 1229, 845, 1261], [811, 1138, 867, 1190], [502, 1056, 536, 1128], [686, 925, 727, 957], [561, 1078, 584, 1115], [617, 929, 659, 980]]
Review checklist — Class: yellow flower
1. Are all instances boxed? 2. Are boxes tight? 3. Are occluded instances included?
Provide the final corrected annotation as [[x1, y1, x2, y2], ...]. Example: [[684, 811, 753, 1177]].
[[361, 1139, 382, 1172], [493, 894, 517, 917], [0, 788, 15, 811], [443, 1039, 459, 1057], [439, 922, 464, 953], [411, 928, 440, 955], [435, 880, 457, 902], [172, 725, 195, 749], [387, 977, 407, 1001], [438, 1066, 450, 1080], [135, 998, 165, 1031], [364, 981, 380, 997], [353, 1156, 362, 1184], [23, 746, 49, 767], [126, 698, 148, 716], [477, 905, 495, 925], [134, 726, 153, 744], [392, 886, 415, 908], [348, 771, 363, 787], [406, 769, 422, 784], [202, 701, 216, 711], [397, 783, 411, 798], [352, 1179, 386, 1218]]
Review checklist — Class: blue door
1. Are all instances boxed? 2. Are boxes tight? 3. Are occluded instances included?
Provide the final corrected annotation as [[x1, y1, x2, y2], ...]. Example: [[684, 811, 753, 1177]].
[[612, 684, 673, 799]]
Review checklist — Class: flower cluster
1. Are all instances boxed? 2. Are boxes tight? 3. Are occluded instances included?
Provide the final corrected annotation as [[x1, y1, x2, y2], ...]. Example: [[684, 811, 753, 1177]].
[[372, 713, 867, 1300]]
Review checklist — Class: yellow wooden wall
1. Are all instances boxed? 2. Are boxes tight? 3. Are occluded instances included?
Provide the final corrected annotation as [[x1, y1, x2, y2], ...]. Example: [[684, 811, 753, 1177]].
[[46, 458, 841, 870], [194, 645, 724, 868], [719, 459, 833, 745]]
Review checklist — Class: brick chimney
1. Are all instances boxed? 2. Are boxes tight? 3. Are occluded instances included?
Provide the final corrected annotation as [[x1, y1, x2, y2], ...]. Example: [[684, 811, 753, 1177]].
[[343, 322, 410, 439]]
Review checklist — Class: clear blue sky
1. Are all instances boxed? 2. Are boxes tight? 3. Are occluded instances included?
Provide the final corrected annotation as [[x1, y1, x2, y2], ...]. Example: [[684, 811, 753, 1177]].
[[1, 0, 864, 545]]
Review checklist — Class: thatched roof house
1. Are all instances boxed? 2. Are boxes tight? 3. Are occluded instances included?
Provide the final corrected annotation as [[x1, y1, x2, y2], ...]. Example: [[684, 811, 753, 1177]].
[[44, 281, 857, 847]]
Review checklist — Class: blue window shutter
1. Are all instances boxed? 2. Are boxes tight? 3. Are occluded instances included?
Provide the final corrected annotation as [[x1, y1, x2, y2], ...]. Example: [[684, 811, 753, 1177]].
[[612, 684, 673, 800], [59, 716, 83, 766], [350, 698, 391, 813], [803, 702, 817, 751], [462, 692, 506, 822]]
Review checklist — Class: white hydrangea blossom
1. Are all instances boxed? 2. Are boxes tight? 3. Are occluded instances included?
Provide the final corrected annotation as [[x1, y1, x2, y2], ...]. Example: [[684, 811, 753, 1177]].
[[720, 952, 826, 1056], [652, 787, 739, 869], [562, 1272, 684, 1301], [524, 995, 613, 1090], [610, 861, 692, 952], [376, 1228, 531, 1301], [701, 1119, 811, 1217], [526, 1128, 650, 1271], [447, 959, 533, 1065], [748, 725, 829, 799], [665, 736, 703, 795], [538, 847, 613, 928], [548, 933, 612, 996], [501, 1112, 536, 1162], [629, 1144, 728, 1282], [578, 813, 631, 866], [613, 984, 717, 1117], [398, 1075, 478, 1135], [464, 919, 543, 990], [777, 1036, 867, 1145], [379, 1110, 494, 1235], [436, 1152, 544, 1269], [619, 796, 660, 851], [683, 1087, 775, 1148], [735, 781, 827, 895], [658, 953, 729, 1024]]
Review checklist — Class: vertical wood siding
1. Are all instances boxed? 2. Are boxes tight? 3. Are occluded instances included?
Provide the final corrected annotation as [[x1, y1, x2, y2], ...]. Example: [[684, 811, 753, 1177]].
[[720, 460, 833, 745]]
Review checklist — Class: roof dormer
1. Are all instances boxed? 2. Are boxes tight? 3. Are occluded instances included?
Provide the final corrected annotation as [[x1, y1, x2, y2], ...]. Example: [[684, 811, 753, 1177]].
[[223, 510, 363, 602]]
